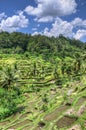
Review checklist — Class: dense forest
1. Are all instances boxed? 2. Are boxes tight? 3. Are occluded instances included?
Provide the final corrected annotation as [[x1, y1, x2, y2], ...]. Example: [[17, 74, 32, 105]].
[[0, 31, 86, 130], [0, 31, 86, 58]]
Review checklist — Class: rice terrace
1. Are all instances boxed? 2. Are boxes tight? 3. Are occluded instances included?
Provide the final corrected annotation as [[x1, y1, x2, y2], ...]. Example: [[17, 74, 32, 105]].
[[0, 32, 86, 130], [0, 0, 86, 129]]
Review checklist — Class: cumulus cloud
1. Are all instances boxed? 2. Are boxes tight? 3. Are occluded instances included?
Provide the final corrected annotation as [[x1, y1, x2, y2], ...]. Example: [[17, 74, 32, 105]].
[[74, 30, 86, 39], [71, 17, 86, 28], [24, 0, 77, 22], [0, 12, 7, 21], [43, 17, 86, 39], [34, 16, 53, 22], [32, 31, 41, 36], [0, 12, 29, 32], [32, 17, 86, 40], [43, 17, 74, 37]]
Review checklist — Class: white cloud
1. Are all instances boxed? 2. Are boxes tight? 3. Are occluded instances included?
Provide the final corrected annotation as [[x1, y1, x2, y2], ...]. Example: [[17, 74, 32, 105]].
[[71, 17, 86, 28], [0, 12, 6, 21], [32, 31, 41, 36], [0, 12, 29, 32], [43, 17, 74, 37], [34, 16, 53, 22], [74, 30, 86, 39], [24, 0, 77, 22], [32, 17, 86, 41]]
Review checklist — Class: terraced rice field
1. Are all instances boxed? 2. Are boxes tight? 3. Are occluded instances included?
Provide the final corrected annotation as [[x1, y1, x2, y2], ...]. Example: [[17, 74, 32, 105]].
[[0, 56, 86, 130]]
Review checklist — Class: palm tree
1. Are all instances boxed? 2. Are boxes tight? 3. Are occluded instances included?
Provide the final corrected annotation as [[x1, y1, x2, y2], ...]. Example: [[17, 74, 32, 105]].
[[0, 65, 20, 89]]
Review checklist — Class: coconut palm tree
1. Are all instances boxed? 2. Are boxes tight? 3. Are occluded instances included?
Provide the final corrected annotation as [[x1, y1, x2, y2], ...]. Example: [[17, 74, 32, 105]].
[[0, 64, 20, 89]]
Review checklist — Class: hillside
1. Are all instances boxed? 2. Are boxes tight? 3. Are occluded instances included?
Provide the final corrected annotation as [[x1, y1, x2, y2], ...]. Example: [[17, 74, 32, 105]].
[[0, 32, 86, 130], [0, 32, 86, 58]]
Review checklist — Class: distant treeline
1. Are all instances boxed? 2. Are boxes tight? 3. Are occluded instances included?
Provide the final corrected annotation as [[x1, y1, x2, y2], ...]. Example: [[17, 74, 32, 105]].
[[0, 31, 86, 58]]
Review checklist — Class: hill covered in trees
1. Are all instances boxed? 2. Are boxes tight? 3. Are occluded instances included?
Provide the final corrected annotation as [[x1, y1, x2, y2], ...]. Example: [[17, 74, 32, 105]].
[[0, 32, 86, 130], [0, 31, 86, 59]]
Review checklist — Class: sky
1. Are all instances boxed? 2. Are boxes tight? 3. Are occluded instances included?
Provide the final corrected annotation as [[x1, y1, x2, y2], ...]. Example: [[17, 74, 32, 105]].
[[0, 0, 86, 42]]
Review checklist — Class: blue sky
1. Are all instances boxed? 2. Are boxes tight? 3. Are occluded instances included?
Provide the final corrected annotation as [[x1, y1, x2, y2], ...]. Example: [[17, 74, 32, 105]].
[[0, 0, 86, 42]]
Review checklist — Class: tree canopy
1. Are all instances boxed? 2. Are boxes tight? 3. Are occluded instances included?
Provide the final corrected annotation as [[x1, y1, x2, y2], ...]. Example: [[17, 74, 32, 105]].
[[0, 31, 86, 59]]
